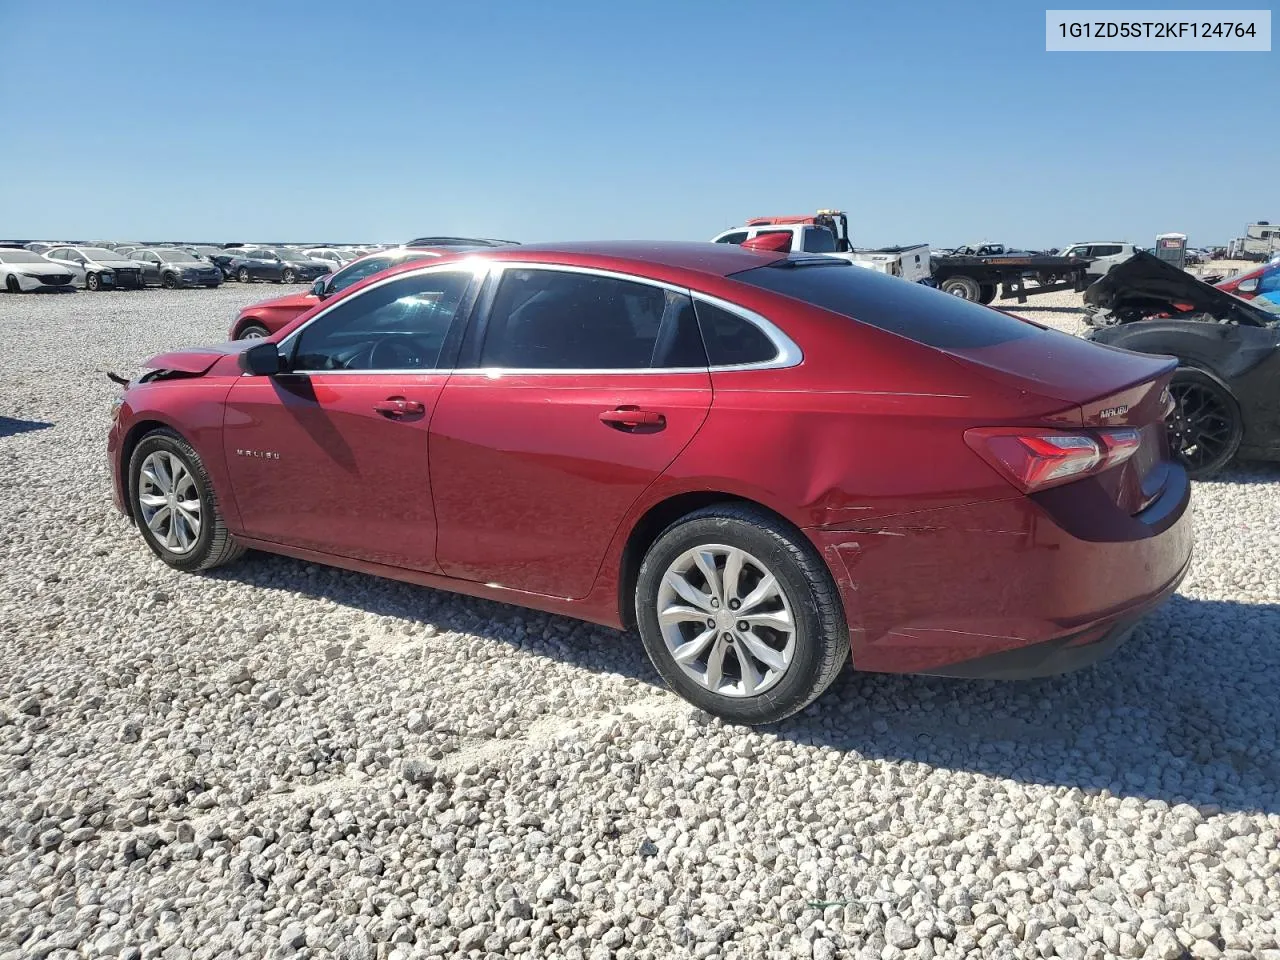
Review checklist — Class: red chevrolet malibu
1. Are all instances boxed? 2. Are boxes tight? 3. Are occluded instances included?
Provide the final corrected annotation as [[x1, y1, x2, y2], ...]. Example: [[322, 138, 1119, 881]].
[[108, 242, 1192, 724]]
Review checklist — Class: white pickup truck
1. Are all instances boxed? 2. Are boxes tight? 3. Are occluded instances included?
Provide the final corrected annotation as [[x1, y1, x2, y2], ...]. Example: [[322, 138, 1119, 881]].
[[711, 210, 932, 284]]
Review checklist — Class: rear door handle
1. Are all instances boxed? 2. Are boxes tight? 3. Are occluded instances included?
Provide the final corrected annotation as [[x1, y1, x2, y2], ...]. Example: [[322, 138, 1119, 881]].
[[373, 397, 425, 418], [599, 406, 666, 430]]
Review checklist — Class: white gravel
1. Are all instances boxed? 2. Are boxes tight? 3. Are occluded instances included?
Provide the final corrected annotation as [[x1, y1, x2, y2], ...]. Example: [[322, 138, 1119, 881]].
[[2, 284, 1279, 960]]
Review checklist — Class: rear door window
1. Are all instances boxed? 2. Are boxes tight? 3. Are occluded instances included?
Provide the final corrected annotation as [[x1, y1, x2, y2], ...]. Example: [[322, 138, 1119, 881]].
[[732, 261, 1038, 349], [480, 269, 697, 370], [715, 232, 748, 245]]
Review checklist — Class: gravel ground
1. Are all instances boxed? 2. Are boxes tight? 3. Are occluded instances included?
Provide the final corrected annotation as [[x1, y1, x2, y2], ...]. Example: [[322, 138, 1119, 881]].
[[1, 283, 1279, 960]]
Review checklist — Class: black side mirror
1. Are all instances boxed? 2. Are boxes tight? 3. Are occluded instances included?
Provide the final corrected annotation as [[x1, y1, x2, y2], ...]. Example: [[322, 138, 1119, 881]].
[[238, 341, 283, 376]]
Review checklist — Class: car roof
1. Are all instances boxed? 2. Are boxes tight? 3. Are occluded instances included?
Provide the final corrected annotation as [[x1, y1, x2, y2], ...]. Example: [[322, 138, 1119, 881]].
[[429, 240, 789, 279]]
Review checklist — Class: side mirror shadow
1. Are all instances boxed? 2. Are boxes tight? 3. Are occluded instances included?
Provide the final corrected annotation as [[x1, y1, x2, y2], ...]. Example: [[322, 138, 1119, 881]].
[[1237, 277, 1259, 294], [238, 341, 284, 376], [311, 277, 330, 299]]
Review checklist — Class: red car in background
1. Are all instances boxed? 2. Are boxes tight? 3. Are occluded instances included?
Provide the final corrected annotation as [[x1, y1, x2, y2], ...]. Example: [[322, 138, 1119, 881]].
[[1215, 260, 1279, 302], [110, 242, 1192, 724]]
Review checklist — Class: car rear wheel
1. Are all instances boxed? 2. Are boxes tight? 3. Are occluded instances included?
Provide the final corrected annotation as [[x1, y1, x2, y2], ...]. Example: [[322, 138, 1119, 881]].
[[86, 273, 101, 292], [283, 268, 297, 283], [237, 267, 250, 283], [635, 504, 848, 725], [161, 272, 178, 289], [237, 321, 269, 340], [940, 275, 981, 300], [978, 283, 997, 304], [5, 275, 19, 294], [128, 428, 245, 572], [1166, 368, 1243, 479]]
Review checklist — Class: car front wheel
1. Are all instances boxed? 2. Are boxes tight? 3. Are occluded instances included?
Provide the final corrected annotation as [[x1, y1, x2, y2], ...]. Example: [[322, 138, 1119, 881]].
[[128, 428, 245, 572], [237, 267, 250, 283], [236, 321, 269, 340], [635, 504, 848, 725], [86, 273, 101, 291]]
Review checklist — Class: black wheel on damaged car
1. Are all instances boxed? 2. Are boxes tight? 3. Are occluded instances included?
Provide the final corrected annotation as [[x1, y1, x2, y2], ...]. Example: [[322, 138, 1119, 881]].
[[237, 266, 250, 283], [978, 283, 997, 304], [940, 275, 981, 300], [162, 272, 178, 289], [128, 428, 245, 572], [634, 503, 848, 725], [1166, 368, 1243, 479], [5, 275, 19, 293]]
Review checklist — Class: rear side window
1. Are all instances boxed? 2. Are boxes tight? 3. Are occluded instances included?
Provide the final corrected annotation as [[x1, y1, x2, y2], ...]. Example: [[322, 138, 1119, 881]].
[[694, 300, 778, 366], [733, 262, 1038, 349], [1093, 245, 1123, 257], [801, 228, 838, 254], [716, 232, 748, 245], [481, 269, 700, 370]]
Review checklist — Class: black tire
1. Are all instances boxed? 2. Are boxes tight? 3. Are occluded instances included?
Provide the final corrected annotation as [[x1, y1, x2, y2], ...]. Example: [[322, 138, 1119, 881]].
[[86, 272, 101, 292], [127, 428, 246, 572], [978, 283, 997, 304], [236, 321, 269, 340], [634, 504, 849, 725], [5, 275, 20, 294], [161, 272, 178, 289], [283, 268, 297, 283], [1166, 368, 1243, 479], [237, 267, 251, 283], [940, 275, 981, 300]]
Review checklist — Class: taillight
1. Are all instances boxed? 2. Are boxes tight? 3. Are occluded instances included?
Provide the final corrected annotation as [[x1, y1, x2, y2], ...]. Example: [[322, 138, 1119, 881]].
[[964, 427, 1142, 493]]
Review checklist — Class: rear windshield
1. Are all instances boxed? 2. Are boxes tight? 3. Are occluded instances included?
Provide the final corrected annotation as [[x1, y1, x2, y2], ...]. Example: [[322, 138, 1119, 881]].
[[732, 261, 1038, 349]]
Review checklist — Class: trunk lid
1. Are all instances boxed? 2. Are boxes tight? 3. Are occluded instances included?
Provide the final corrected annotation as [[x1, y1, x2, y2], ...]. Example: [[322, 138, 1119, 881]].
[[946, 331, 1177, 515]]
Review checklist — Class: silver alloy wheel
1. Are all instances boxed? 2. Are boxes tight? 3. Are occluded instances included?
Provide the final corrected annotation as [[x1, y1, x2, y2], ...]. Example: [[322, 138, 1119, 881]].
[[656, 544, 796, 698], [137, 451, 202, 555], [240, 327, 265, 340]]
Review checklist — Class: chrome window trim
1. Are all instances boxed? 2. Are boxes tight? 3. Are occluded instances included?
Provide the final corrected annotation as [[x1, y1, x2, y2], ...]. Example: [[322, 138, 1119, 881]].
[[452, 262, 803, 377]]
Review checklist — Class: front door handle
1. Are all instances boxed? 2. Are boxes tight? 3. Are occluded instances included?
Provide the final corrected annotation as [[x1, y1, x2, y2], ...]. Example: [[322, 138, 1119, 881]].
[[373, 397, 426, 418], [599, 406, 666, 430]]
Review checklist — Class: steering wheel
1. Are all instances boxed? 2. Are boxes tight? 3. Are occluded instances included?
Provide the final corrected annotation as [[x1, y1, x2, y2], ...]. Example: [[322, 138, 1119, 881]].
[[368, 334, 427, 370]]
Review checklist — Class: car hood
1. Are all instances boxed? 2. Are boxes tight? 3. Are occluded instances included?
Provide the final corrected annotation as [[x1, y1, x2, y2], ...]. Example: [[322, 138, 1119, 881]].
[[1085, 251, 1273, 327], [142, 340, 255, 376], [240, 291, 317, 315], [7, 262, 73, 275]]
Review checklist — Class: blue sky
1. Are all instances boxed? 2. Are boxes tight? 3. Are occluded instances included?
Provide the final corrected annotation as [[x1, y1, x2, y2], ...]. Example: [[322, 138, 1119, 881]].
[[0, 1, 1273, 248]]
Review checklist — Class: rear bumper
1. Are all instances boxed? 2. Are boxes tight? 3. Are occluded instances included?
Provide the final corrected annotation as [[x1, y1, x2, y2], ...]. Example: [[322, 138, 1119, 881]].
[[807, 464, 1193, 677]]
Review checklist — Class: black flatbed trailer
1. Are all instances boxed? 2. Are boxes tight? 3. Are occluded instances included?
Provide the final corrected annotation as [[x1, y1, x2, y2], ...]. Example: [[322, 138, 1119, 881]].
[[930, 254, 1091, 304]]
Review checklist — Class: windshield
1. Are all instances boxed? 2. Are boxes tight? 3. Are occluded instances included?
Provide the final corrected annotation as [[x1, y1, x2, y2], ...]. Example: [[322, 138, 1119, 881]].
[[0, 250, 48, 264], [272, 248, 306, 260], [191, 247, 222, 256], [79, 248, 118, 260], [155, 249, 200, 262]]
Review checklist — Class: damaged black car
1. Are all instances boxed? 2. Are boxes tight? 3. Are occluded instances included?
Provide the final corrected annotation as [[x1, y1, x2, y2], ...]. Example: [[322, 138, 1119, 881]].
[[1084, 252, 1280, 478]]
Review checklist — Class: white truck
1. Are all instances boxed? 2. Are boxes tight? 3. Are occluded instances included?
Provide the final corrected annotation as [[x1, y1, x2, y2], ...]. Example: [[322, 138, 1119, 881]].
[[1228, 222, 1280, 262], [711, 210, 932, 283]]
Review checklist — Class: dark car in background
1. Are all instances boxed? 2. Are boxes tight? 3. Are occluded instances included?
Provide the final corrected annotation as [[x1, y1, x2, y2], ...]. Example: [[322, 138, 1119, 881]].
[[228, 247, 332, 284], [131, 248, 224, 288]]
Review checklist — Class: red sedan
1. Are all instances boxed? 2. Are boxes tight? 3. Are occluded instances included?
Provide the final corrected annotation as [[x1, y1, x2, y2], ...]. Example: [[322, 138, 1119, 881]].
[[108, 242, 1192, 724]]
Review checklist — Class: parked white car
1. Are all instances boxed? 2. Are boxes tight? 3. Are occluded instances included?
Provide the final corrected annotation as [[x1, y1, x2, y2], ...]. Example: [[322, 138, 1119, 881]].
[[0, 248, 77, 293], [43, 246, 146, 290], [1059, 241, 1136, 279]]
